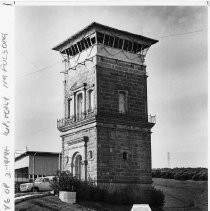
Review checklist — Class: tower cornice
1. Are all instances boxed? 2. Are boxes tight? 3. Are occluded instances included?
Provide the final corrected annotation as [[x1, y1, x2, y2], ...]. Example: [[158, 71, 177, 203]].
[[52, 22, 158, 52]]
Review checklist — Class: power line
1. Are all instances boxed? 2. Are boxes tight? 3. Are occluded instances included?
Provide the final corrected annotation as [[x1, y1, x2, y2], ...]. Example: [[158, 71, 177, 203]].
[[16, 47, 63, 88], [16, 46, 62, 78], [167, 152, 171, 168], [159, 29, 203, 39], [16, 47, 40, 70], [15, 28, 204, 80], [16, 61, 61, 79], [16, 28, 204, 78]]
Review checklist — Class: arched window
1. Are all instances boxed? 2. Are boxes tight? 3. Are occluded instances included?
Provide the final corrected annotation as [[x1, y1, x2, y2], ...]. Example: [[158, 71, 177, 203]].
[[119, 91, 127, 113], [88, 89, 94, 112], [77, 93, 83, 118], [75, 155, 82, 179]]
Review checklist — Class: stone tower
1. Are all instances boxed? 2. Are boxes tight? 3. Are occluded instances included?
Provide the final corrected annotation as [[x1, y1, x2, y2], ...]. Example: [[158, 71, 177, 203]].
[[53, 22, 158, 191]]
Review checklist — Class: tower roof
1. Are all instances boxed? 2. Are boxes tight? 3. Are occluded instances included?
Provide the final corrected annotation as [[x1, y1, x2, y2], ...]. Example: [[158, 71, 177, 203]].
[[52, 22, 158, 52]]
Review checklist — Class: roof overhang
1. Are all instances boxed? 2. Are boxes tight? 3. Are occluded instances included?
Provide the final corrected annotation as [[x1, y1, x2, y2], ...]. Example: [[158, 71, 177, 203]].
[[52, 22, 158, 52], [15, 151, 61, 161]]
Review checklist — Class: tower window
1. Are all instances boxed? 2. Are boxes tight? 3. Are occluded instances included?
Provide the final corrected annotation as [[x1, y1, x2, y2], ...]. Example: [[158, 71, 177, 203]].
[[67, 47, 73, 56], [137, 43, 142, 53], [123, 40, 129, 51], [132, 42, 138, 53], [123, 152, 128, 161], [67, 98, 72, 118], [83, 39, 89, 49], [127, 41, 132, 52], [77, 93, 83, 118], [86, 37, 91, 47], [71, 45, 76, 56], [119, 91, 127, 113], [88, 89, 94, 112], [97, 32, 104, 44], [63, 32, 148, 58], [77, 41, 82, 52], [113, 37, 119, 48], [104, 34, 110, 46], [73, 44, 79, 54], [90, 35, 96, 45], [108, 36, 114, 47], [80, 40, 85, 51], [117, 38, 124, 49], [62, 30, 150, 58]]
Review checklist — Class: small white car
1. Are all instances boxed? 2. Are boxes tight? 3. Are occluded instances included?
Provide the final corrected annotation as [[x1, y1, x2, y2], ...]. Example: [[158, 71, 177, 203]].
[[20, 176, 54, 192]]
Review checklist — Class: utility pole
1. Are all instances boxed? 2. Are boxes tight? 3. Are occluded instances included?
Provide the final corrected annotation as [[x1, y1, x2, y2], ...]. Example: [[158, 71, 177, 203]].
[[33, 152, 37, 191], [167, 152, 171, 168]]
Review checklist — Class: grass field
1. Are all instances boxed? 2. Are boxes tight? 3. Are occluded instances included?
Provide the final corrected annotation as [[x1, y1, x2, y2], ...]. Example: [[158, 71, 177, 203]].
[[152, 178, 208, 211]]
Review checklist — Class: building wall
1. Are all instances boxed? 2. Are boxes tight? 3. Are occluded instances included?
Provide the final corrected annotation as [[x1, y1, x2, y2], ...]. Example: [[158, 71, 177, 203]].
[[61, 42, 153, 188], [96, 55, 147, 118], [62, 125, 97, 181], [97, 124, 152, 185], [28, 155, 59, 176], [95, 55, 152, 186], [15, 156, 29, 170]]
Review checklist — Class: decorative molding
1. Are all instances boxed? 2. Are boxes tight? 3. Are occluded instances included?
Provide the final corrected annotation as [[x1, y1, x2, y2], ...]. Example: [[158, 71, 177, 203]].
[[67, 136, 89, 146]]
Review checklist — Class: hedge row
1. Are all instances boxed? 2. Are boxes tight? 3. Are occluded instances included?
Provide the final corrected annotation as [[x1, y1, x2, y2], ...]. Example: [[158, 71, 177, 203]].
[[50, 171, 165, 208], [152, 167, 207, 181]]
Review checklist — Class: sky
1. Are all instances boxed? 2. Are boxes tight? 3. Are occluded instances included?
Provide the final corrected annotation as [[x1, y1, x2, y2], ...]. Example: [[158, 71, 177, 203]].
[[15, 5, 208, 168]]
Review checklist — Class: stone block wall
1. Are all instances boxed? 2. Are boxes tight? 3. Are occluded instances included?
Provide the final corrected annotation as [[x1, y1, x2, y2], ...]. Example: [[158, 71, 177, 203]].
[[60, 54, 153, 188], [62, 125, 97, 181], [97, 124, 152, 186], [95, 56, 152, 186], [96, 55, 148, 118]]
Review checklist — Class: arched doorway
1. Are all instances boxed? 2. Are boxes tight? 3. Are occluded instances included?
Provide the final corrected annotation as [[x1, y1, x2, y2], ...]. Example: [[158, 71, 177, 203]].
[[74, 154, 82, 179]]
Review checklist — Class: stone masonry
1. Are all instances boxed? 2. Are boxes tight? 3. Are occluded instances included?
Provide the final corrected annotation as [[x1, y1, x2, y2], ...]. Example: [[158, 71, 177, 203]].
[[53, 22, 158, 191]]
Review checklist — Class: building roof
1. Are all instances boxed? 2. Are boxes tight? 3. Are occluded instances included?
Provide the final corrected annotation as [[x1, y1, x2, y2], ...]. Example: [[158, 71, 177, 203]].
[[15, 151, 61, 161], [52, 22, 158, 52]]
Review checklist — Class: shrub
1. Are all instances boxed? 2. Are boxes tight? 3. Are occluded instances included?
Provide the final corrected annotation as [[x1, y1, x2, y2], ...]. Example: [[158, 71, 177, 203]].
[[192, 173, 200, 181], [199, 172, 208, 181], [174, 173, 182, 180], [50, 171, 165, 208], [50, 171, 80, 193], [149, 187, 165, 208], [152, 169, 161, 178]]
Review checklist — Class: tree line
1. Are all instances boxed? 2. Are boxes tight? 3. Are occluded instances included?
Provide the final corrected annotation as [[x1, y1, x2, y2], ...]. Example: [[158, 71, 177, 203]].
[[152, 167, 207, 181]]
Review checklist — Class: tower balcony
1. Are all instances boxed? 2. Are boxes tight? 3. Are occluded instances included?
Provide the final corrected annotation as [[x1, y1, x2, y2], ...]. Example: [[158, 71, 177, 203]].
[[57, 108, 155, 131], [57, 108, 96, 131]]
